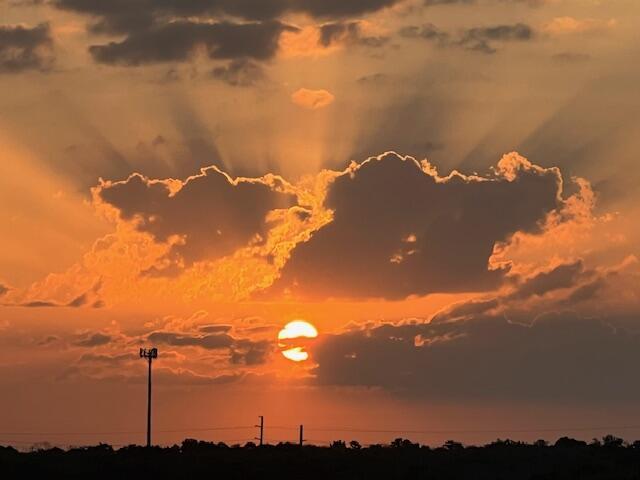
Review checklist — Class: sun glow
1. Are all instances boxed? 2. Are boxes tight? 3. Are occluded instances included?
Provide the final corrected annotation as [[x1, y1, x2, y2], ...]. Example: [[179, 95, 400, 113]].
[[278, 320, 318, 362]]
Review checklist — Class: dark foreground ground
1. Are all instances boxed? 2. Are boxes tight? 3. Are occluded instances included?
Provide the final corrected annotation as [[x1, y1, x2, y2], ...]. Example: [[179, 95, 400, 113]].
[[3, 437, 640, 479]]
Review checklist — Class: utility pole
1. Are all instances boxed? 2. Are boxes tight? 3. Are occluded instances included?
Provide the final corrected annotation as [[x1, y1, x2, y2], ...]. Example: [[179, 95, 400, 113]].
[[140, 347, 158, 447], [255, 416, 264, 446], [299, 425, 304, 446]]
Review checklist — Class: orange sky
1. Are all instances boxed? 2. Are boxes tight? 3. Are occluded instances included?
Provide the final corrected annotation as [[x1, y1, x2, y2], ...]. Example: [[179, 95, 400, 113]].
[[1, 0, 640, 449]]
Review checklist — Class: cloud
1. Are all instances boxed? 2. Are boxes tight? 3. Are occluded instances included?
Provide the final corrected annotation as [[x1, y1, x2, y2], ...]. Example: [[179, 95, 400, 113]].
[[37, 335, 61, 346], [12, 280, 104, 308], [230, 339, 273, 365], [54, 0, 403, 29], [146, 330, 275, 364], [312, 257, 640, 402], [0, 22, 54, 73], [211, 59, 265, 87], [424, 0, 474, 6], [74, 332, 112, 347], [12, 150, 606, 305], [0, 284, 9, 297], [152, 368, 243, 386], [400, 22, 534, 54], [198, 324, 233, 334], [434, 255, 639, 325], [53, 0, 401, 65], [543, 17, 616, 36], [505, 260, 587, 301], [147, 331, 234, 349], [424, 0, 549, 6], [552, 52, 591, 63], [78, 352, 136, 364], [399, 23, 450, 46], [88, 21, 293, 65], [458, 23, 534, 54], [291, 88, 335, 110], [312, 310, 640, 403], [270, 152, 564, 300], [318, 21, 390, 48], [95, 165, 296, 273], [356, 72, 390, 85]]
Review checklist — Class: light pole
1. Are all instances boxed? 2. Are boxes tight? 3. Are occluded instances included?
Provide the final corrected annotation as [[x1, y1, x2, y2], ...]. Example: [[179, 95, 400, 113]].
[[140, 347, 158, 447], [255, 415, 264, 446]]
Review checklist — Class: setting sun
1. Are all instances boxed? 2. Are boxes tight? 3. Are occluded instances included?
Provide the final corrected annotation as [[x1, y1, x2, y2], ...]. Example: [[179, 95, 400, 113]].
[[278, 320, 318, 362]]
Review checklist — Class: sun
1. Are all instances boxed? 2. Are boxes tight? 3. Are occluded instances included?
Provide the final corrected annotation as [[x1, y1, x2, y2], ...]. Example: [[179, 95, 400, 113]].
[[278, 320, 318, 362]]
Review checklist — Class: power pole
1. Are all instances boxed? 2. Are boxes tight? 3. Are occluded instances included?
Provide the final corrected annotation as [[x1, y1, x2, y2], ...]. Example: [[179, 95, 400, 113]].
[[140, 347, 158, 447], [299, 425, 304, 446], [255, 416, 264, 446]]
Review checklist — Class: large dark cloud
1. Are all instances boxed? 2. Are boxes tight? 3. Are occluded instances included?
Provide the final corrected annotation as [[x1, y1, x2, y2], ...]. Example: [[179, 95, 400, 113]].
[[89, 21, 292, 66], [54, 0, 401, 65], [55, 0, 402, 28], [97, 167, 295, 272], [0, 22, 53, 73], [312, 311, 640, 403], [271, 152, 562, 300]]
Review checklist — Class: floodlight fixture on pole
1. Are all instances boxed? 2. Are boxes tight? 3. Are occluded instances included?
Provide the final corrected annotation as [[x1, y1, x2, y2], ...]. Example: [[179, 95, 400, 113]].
[[140, 347, 158, 447]]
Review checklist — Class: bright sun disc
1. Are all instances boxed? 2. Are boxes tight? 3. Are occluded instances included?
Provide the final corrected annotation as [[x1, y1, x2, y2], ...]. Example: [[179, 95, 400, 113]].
[[278, 320, 318, 362]]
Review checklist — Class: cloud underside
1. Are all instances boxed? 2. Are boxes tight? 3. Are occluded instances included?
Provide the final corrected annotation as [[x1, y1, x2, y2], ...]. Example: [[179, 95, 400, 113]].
[[88, 21, 292, 65], [312, 259, 640, 401], [52, 0, 401, 66], [313, 312, 640, 402]]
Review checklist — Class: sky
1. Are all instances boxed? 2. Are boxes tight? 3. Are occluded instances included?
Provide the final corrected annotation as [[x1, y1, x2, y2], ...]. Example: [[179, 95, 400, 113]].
[[1, 0, 640, 448]]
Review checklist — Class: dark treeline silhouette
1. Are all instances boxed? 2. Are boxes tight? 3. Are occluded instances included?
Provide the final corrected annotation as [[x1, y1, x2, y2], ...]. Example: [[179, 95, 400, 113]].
[[3, 435, 640, 478]]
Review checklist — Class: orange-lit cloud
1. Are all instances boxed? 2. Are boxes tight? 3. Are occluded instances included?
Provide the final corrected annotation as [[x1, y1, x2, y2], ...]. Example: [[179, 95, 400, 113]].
[[543, 17, 617, 35], [291, 88, 335, 110], [279, 26, 341, 58], [8, 150, 624, 309]]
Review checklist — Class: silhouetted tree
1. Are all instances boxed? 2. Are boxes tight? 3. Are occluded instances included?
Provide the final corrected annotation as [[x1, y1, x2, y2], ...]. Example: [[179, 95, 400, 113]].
[[5, 436, 640, 479], [391, 438, 419, 449], [555, 437, 587, 448], [443, 440, 464, 451], [330, 440, 347, 449], [602, 435, 624, 448]]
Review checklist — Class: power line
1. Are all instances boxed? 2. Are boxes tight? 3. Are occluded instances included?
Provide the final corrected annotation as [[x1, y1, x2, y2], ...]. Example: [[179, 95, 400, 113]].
[[0, 426, 254, 438], [304, 425, 640, 435], [3, 423, 640, 440]]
